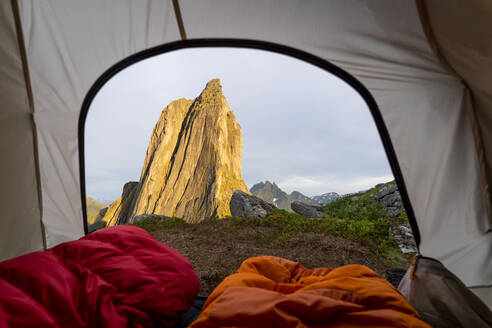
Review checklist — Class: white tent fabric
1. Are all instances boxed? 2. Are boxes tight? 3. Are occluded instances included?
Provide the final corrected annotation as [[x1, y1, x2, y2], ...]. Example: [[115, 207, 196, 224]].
[[0, 0, 45, 260], [16, 0, 181, 248], [0, 0, 490, 307]]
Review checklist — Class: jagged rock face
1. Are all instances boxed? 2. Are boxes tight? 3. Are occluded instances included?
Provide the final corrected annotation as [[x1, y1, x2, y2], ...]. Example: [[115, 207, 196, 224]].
[[100, 181, 138, 226], [375, 184, 403, 217], [250, 181, 291, 211], [230, 190, 275, 218], [129, 79, 248, 223], [290, 201, 326, 218]]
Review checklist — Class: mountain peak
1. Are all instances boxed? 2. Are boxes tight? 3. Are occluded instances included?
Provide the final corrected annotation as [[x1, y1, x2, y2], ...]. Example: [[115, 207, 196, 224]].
[[205, 78, 222, 89], [103, 79, 248, 223], [198, 78, 223, 102]]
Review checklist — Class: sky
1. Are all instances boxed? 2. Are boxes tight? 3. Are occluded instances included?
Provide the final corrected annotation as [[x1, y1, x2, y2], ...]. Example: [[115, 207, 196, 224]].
[[85, 48, 393, 204]]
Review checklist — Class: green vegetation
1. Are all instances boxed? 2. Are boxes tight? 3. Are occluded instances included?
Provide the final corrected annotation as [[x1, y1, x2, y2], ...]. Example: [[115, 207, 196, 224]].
[[324, 194, 383, 221], [88, 220, 107, 233], [133, 209, 407, 266], [129, 181, 413, 293], [131, 215, 188, 231], [128, 181, 412, 274]]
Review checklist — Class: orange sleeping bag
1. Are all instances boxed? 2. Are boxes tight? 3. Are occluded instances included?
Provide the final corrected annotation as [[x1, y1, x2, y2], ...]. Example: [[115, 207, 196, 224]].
[[190, 256, 429, 327]]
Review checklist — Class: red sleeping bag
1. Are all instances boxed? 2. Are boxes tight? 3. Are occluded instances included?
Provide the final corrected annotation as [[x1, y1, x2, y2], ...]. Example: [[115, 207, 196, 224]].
[[0, 225, 199, 328]]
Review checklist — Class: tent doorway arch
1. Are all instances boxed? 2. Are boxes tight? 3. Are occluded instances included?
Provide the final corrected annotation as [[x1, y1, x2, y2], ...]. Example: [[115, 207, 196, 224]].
[[78, 38, 421, 247]]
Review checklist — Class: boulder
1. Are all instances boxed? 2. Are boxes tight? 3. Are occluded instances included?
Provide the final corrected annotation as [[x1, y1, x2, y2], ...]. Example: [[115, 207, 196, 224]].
[[229, 190, 275, 218], [290, 201, 325, 218]]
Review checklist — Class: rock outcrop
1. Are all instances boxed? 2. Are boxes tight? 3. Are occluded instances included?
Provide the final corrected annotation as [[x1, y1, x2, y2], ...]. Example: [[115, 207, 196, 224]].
[[229, 190, 275, 218], [389, 225, 418, 253], [100, 181, 139, 226], [375, 184, 403, 217], [290, 201, 326, 218], [125, 79, 248, 223]]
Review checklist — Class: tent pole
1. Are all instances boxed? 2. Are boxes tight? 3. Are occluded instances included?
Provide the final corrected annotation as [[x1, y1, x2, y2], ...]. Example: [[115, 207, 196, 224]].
[[11, 0, 47, 250]]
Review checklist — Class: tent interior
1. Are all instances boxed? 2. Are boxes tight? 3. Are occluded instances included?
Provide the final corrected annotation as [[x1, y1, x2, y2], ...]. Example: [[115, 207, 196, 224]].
[[1, 0, 491, 322]]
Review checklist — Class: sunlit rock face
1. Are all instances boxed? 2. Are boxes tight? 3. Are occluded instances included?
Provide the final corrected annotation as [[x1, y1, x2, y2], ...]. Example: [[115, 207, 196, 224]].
[[125, 79, 248, 223]]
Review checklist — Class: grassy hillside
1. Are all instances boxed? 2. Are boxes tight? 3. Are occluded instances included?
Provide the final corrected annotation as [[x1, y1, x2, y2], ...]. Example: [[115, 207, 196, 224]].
[[86, 197, 106, 218], [132, 181, 413, 295], [324, 181, 405, 220]]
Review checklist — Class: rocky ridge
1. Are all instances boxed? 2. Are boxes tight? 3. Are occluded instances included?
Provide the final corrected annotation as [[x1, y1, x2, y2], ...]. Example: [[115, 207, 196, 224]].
[[250, 181, 340, 210], [250, 181, 291, 211]]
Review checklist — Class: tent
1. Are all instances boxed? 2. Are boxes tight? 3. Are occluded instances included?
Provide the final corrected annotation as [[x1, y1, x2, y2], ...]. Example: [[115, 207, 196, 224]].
[[0, 0, 490, 312]]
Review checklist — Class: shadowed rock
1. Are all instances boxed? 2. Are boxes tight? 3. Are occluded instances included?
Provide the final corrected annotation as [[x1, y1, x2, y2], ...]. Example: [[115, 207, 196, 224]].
[[100, 181, 139, 226], [376, 184, 403, 217], [291, 201, 326, 218], [230, 190, 275, 218]]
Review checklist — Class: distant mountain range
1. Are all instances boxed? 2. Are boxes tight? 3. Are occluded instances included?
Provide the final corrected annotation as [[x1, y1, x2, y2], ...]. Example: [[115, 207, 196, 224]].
[[250, 181, 340, 211], [312, 192, 340, 205]]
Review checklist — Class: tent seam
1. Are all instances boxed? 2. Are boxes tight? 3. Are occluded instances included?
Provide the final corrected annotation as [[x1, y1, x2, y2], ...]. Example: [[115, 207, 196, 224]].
[[415, 0, 492, 230], [10, 0, 47, 249], [172, 0, 187, 40]]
